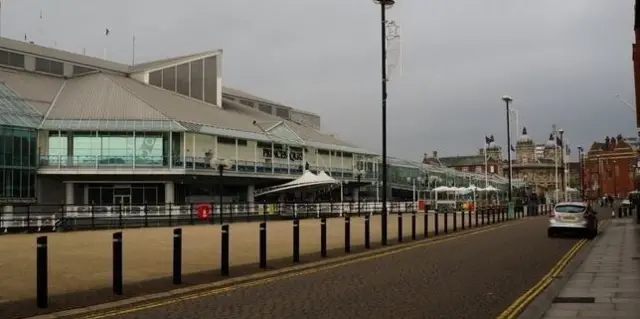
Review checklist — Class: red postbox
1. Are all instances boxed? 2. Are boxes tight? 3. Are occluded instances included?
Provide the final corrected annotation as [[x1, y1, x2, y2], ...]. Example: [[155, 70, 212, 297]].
[[196, 204, 211, 220]]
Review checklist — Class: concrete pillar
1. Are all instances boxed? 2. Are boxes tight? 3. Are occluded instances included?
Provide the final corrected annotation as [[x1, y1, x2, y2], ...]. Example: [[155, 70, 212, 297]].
[[165, 181, 175, 204], [247, 184, 255, 204], [65, 182, 74, 205], [247, 184, 255, 215], [83, 184, 89, 205]]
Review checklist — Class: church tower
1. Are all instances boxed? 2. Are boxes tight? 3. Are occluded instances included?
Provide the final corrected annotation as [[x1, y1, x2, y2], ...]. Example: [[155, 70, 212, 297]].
[[486, 142, 502, 161], [515, 127, 535, 163], [543, 133, 557, 161]]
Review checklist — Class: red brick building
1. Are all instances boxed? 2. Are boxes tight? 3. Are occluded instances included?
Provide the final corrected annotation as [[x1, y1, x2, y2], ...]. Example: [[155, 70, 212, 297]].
[[584, 136, 636, 198]]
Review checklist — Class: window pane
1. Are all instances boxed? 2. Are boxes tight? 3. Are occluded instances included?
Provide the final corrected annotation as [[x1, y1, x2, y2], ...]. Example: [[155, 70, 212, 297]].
[[35, 58, 50, 73], [203, 56, 218, 105], [50, 60, 64, 75], [11, 168, 20, 197], [190, 59, 203, 100], [8, 52, 24, 68], [176, 63, 190, 96], [162, 66, 176, 92], [259, 104, 272, 114], [149, 70, 162, 87]]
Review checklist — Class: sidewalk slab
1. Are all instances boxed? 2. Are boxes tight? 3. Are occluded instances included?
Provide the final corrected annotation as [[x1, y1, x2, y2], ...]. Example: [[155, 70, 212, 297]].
[[540, 219, 640, 319]]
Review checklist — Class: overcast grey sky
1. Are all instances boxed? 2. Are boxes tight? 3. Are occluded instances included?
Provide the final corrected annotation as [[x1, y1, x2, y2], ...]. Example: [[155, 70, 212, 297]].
[[1, 0, 636, 160]]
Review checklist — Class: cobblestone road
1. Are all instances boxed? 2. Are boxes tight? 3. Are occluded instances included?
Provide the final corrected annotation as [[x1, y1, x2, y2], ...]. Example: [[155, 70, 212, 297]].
[[110, 216, 583, 319]]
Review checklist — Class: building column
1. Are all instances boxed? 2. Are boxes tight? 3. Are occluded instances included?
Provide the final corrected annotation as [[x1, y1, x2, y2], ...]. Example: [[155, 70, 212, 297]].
[[65, 182, 74, 205], [353, 187, 360, 202], [165, 181, 175, 204], [83, 184, 89, 205], [247, 184, 255, 204], [247, 184, 255, 214]]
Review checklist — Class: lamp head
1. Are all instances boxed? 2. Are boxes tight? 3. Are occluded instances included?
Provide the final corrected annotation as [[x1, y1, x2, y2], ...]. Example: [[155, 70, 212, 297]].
[[502, 95, 513, 103], [558, 129, 564, 134], [373, 0, 395, 9]]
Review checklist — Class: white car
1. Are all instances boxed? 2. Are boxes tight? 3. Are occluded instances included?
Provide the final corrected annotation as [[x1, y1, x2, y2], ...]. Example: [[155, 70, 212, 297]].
[[547, 202, 598, 239]]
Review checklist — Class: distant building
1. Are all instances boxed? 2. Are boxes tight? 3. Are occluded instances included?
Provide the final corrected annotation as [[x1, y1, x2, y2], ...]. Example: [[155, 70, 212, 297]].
[[584, 135, 637, 198], [422, 147, 503, 178]]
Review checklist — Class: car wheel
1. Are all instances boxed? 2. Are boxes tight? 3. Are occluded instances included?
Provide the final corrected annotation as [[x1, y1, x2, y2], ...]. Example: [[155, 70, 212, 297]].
[[547, 228, 555, 238]]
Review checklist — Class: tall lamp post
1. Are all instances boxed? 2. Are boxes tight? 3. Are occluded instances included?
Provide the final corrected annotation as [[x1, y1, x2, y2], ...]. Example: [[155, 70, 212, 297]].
[[577, 146, 584, 200], [374, 0, 395, 246], [613, 160, 618, 198], [558, 129, 566, 201], [215, 159, 229, 220], [354, 169, 365, 216], [502, 95, 514, 216]]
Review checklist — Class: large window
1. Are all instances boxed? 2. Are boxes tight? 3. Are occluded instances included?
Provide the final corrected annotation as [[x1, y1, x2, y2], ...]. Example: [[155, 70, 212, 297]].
[[161, 66, 176, 91], [0, 125, 37, 201], [176, 63, 190, 96], [0, 50, 25, 69], [190, 59, 204, 100], [48, 132, 165, 166], [35, 57, 64, 75], [203, 56, 218, 105]]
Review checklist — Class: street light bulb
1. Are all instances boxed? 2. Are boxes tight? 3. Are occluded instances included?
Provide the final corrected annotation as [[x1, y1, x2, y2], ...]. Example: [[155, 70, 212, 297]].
[[502, 95, 513, 103], [373, 0, 395, 9]]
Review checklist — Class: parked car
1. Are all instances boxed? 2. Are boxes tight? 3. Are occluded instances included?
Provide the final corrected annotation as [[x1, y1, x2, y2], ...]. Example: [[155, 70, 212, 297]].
[[547, 202, 598, 239]]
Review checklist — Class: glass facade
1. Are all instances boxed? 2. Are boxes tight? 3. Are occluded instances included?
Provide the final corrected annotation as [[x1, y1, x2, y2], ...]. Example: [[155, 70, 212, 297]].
[[46, 131, 166, 166], [0, 125, 37, 202], [147, 56, 218, 105], [87, 183, 165, 205]]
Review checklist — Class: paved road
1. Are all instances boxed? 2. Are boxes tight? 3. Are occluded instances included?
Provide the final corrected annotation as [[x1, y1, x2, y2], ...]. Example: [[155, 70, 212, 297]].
[[104, 214, 597, 319]]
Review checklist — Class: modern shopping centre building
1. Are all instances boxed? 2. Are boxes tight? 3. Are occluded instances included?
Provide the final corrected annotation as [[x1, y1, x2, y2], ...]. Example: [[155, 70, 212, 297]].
[[0, 37, 512, 208]]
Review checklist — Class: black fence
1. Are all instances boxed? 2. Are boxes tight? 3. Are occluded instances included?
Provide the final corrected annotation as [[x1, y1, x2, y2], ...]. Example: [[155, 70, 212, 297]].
[[0, 201, 424, 233]]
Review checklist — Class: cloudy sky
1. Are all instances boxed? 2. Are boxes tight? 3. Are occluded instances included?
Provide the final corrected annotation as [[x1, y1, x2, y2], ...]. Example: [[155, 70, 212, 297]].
[[1, 0, 636, 161]]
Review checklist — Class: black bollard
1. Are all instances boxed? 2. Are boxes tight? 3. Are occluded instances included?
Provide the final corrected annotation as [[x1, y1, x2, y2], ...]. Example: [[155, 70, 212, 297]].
[[344, 216, 351, 253], [293, 218, 300, 263], [397, 213, 403, 243], [424, 207, 429, 239], [453, 210, 457, 232], [36, 236, 48, 308], [259, 222, 267, 269], [461, 211, 465, 230], [618, 207, 623, 218], [491, 207, 496, 224], [112, 232, 123, 295], [435, 211, 440, 236], [221, 224, 229, 276], [475, 207, 479, 228], [411, 211, 416, 240], [444, 210, 449, 234], [321, 218, 327, 257], [173, 228, 183, 284], [468, 207, 472, 229], [364, 214, 370, 249]]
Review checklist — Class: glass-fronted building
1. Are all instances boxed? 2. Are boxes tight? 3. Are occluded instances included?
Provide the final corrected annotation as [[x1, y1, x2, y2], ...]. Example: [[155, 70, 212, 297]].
[[0, 83, 39, 203]]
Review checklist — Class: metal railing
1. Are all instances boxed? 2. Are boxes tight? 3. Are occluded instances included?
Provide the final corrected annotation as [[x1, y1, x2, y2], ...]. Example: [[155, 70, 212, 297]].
[[0, 201, 419, 233]]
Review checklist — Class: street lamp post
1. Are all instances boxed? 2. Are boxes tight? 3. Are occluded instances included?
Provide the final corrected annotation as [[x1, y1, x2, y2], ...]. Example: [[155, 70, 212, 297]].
[[577, 146, 584, 200], [373, 0, 395, 246], [354, 169, 365, 216], [215, 159, 229, 220], [596, 155, 602, 199], [502, 95, 514, 215], [613, 160, 618, 198], [558, 129, 566, 201]]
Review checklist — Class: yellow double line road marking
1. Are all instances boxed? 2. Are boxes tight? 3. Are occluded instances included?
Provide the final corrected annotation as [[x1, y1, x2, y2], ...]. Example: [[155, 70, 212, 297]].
[[74, 221, 527, 319], [496, 220, 610, 319]]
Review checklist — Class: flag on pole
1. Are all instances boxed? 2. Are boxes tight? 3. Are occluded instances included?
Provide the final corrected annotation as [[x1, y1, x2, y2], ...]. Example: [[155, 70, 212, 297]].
[[510, 145, 515, 152], [105, 28, 110, 36], [485, 135, 495, 145]]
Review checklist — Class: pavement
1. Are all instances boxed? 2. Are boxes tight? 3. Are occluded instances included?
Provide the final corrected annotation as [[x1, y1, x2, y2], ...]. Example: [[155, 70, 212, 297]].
[[0, 210, 510, 319], [519, 217, 640, 319], [53, 212, 581, 319]]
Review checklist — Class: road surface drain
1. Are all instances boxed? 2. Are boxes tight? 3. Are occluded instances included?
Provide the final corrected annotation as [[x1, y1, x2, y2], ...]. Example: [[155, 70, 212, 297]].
[[552, 297, 595, 304]]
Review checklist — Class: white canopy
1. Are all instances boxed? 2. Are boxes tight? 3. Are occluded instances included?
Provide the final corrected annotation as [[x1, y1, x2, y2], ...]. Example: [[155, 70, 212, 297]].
[[455, 187, 472, 195], [254, 170, 339, 197], [434, 186, 452, 192], [566, 186, 579, 192], [481, 185, 498, 192]]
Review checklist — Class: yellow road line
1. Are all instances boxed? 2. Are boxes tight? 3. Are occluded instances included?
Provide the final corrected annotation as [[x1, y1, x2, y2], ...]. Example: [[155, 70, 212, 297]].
[[76, 221, 528, 319], [496, 220, 609, 319]]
